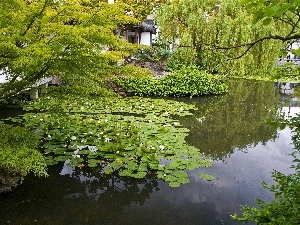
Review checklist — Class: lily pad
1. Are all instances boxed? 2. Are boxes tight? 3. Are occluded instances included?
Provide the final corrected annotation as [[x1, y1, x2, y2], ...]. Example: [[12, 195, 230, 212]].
[[199, 173, 214, 181]]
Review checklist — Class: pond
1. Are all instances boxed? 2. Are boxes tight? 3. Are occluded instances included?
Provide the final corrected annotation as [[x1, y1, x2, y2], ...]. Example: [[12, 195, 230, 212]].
[[0, 79, 298, 225]]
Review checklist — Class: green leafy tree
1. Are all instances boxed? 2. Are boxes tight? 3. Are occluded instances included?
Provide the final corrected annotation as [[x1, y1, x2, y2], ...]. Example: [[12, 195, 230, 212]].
[[0, 0, 140, 100], [155, 0, 289, 77], [238, 0, 300, 50]]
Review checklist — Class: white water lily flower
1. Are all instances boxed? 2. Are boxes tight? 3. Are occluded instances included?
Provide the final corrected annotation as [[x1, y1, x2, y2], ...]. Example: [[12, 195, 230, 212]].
[[179, 107, 184, 111], [154, 115, 157, 119], [196, 117, 205, 123], [164, 111, 169, 115], [148, 120, 152, 123], [73, 151, 80, 158], [71, 136, 76, 140], [105, 137, 111, 142], [74, 149, 79, 154], [174, 122, 178, 126], [100, 132, 103, 135], [116, 151, 120, 154], [159, 145, 164, 150], [89, 146, 97, 153]]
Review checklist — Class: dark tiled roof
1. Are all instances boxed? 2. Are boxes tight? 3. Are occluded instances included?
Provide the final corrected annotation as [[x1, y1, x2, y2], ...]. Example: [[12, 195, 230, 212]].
[[140, 20, 156, 34]]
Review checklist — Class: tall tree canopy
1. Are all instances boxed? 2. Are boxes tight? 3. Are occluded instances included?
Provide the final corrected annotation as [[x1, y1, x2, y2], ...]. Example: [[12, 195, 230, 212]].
[[0, 0, 152, 99], [155, 0, 289, 77]]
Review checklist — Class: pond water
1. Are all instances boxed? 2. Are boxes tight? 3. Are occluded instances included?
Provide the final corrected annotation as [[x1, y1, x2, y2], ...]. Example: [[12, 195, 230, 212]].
[[0, 79, 298, 225]]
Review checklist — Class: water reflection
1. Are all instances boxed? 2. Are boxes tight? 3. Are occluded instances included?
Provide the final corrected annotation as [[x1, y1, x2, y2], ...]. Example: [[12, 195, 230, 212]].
[[0, 163, 159, 225], [180, 79, 282, 159], [0, 107, 24, 119], [0, 130, 295, 225], [59, 160, 158, 203]]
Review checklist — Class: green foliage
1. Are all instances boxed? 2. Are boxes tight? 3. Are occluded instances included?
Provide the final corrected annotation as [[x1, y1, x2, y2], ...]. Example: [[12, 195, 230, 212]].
[[166, 48, 197, 71], [6, 96, 212, 187], [42, 72, 118, 100], [0, 0, 139, 99], [133, 46, 171, 63], [114, 75, 160, 96], [241, 0, 300, 25], [119, 0, 170, 21], [271, 65, 300, 82], [113, 64, 154, 78], [240, 0, 300, 59], [232, 115, 300, 224], [0, 122, 47, 176], [160, 66, 228, 95], [114, 66, 228, 96], [294, 85, 300, 98], [232, 166, 300, 224], [199, 173, 214, 181], [155, 0, 288, 78]]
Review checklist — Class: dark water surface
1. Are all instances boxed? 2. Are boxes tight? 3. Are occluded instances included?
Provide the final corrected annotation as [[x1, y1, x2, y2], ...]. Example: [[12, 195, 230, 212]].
[[0, 79, 297, 225]]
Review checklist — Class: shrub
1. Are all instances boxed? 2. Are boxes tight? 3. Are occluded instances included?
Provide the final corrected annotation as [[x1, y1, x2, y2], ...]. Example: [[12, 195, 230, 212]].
[[114, 66, 228, 97], [0, 122, 47, 177], [133, 46, 171, 63]]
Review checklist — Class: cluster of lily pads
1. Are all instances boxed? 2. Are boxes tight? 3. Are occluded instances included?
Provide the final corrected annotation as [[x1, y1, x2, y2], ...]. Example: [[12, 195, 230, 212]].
[[8, 97, 213, 187]]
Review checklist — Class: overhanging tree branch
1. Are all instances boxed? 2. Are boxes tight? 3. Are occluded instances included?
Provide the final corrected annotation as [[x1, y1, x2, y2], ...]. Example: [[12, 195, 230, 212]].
[[0, 61, 53, 100], [203, 33, 300, 60]]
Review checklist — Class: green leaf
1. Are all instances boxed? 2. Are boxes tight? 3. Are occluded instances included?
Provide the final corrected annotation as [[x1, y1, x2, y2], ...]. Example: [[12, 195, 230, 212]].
[[252, 11, 265, 24], [262, 17, 272, 26], [199, 173, 214, 181]]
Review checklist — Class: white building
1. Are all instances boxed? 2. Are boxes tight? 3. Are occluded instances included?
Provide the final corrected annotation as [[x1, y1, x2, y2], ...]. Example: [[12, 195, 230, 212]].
[[109, 0, 156, 46]]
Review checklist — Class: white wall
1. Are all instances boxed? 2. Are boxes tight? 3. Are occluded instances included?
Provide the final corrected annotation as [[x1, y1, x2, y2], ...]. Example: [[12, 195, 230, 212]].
[[0, 70, 7, 83], [140, 32, 151, 46]]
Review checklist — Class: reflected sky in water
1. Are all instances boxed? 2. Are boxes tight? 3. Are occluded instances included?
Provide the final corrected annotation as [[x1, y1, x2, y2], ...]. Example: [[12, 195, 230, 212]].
[[0, 80, 298, 225]]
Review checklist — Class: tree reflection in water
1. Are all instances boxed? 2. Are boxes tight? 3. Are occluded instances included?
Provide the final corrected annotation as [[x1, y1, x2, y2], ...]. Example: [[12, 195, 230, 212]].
[[179, 79, 282, 160], [0, 161, 159, 224]]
